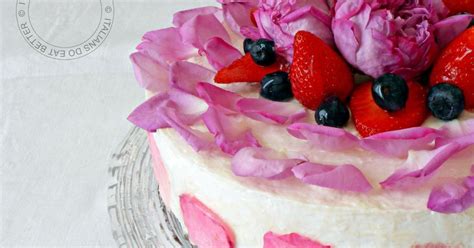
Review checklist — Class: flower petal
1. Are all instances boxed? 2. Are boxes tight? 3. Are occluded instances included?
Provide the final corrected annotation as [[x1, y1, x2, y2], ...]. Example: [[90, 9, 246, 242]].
[[427, 166, 474, 214], [140, 27, 196, 63], [231, 147, 304, 180], [360, 127, 441, 158], [222, 1, 258, 36], [287, 123, 359, 151], [292, 162, 373, 193], [127, 93, 171, 132], [180, 194, 235, 248], [179, 14, 231, 50], [237, 99, 307, 125], [130, 52, 169, 92], [263, 232, 331, 248], [433, 14, 473, 48], [173, 6, 222, 27], [202, 107, 260, 155], [203, 37, 243, 70], [170, 61, 216, 96], [196, 82, 243, 114]]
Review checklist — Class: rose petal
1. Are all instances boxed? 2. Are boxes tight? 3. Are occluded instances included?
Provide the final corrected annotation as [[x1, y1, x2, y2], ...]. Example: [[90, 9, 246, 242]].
[[381, 134, 474, 189], [433, 14, 473, 48], [237, 98, 307, 125], [292, 162, 373, 193], [130, 52, 169, 92], [180, 194, 235, 248], [231, 147, 304, 180], [140, 27, 196, 63], [173, 6, 222, 27], [287, 123, 359, 151], [196, 82, 242, 114], [170, 61, 216, 96], [202, 107, 260, 155], [127, 93, 171, 132], [263, 232, 331, 248], [427, 166, 474, 214], [179, 14, 231, 50], [203, 37, 242, 70], [360, 127, 441, 158], [222, 1, 258, 36], [439, 118, 474, 138]]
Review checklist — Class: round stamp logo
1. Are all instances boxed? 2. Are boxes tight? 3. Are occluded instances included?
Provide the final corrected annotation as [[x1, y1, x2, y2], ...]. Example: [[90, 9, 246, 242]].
[[16, 0, 114, 60]]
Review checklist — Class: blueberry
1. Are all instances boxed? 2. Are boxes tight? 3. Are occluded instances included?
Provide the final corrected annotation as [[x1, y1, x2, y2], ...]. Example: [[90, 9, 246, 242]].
[[260, 71, 293, 101], [315, 96, 350, 128], [372, 73, 409, 112], [250, 39, 276, 66], [427, 83, 465, 121], [243, 38, 255, 53]]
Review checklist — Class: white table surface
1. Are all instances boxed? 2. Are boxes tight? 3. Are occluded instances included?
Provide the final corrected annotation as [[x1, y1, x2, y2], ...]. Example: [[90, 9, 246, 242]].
[[1, 0, 216, 246]]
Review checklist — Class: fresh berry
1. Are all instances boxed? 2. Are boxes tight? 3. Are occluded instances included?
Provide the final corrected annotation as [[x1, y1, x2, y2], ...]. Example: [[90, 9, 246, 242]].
[[244, 38, 255, 53], [350, 81, 428, 137], [290, 31, 354, 110], [427, 83, 465, 121], [260, 71, 293, 101], [214, 54, 288, 84], [430, 27, 474, 108], [315, 96, 350, 128], [250, 39, 276, 66], [372, 73, 409, 112], [442, 0, 474, 14]]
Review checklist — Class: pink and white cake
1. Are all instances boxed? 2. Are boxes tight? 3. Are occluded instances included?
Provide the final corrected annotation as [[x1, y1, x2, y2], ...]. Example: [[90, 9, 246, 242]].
[[128, 0, 474, 247]]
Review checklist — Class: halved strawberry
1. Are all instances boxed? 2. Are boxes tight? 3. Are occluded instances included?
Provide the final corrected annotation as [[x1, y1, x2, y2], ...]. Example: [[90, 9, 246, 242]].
[[290, 31, 354, 110], [442, 0, 474, 14], [350, 81, 428, 137], [430, 27, 474, 109], [214, 54, 289, 84]]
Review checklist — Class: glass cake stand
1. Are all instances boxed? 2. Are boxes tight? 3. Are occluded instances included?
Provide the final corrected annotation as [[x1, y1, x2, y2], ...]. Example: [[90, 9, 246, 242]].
[[107, 127, 194, 247]]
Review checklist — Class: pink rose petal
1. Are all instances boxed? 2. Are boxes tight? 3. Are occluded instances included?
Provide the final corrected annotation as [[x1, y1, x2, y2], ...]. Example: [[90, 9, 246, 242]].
[[222, 0, 258, 36], [140, 27, 196, 63], [196, 82, 242, 114], [433, 14, 473, 48], [127, 93, 171, 132], [170, 61, 215, 96], [237, 98, 307, 125], [203, 37, 242, 70], [202, 107, 260, 155], [263, 232, 331, 248], [173, 6, 222, 27], [439, 118, 474, 138], [381, 134, 474, 189], [292, 162, 373, 193], [130, 52, 169, 92], [427, 165, 474, 214], [231, 147, 304, 180], [179, 14, 231, 50], [180, 194, 235, 248], [287, 123, 359, 151], [360, 127, 441, 158]]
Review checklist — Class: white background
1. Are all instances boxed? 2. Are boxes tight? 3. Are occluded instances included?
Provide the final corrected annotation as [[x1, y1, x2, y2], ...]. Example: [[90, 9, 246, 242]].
[[1, 0, 216, 246]]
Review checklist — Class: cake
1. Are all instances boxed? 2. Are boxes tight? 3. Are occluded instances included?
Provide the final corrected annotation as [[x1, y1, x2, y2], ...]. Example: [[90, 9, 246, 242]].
[[128, 0, 474, 247]]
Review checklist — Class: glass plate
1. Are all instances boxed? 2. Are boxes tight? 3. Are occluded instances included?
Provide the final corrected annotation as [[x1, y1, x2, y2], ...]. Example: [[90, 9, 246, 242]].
[[107, 127, 194, 247]]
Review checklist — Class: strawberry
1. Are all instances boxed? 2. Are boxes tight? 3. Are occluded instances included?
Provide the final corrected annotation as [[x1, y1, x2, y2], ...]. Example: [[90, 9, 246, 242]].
[[214, 54, 289, 84], [442, 0, 474, 14], [430, 27, 474, 109], [350, 81, 428, 137], [290, 31, 354, 110]]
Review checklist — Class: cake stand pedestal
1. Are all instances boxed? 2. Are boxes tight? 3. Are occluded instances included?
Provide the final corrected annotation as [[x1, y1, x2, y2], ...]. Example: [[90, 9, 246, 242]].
[[107, 127, 194, 247]]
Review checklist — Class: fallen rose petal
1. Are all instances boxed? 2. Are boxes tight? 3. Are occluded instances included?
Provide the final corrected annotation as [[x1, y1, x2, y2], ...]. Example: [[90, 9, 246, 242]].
[[196, 82, 243, 114], [360, 127, 441, 158], [433, 14, 473, 48], [130, 52, 169, 92], [179, 14, 231, 50], [292, 162, 373, 193], [287, 123, 359, 151], [202, 107, 260, 155], [222, 0, 258, 36], [127, 93, 171, 132], [173, 6, 222, 27], [170, 61, 215, 96], [231, 147, 304, 180], [237, 98, 307, 125], [180, 194, 235, 248], [203, 37, 242, 70], [263, 232, 331, 248], [140, 27, 196, 63]]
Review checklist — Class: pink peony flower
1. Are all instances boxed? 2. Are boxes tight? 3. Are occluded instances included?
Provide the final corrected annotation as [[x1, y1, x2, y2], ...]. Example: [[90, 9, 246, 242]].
[[222, 0, 333, 61], [332, 0, 472, 79]]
